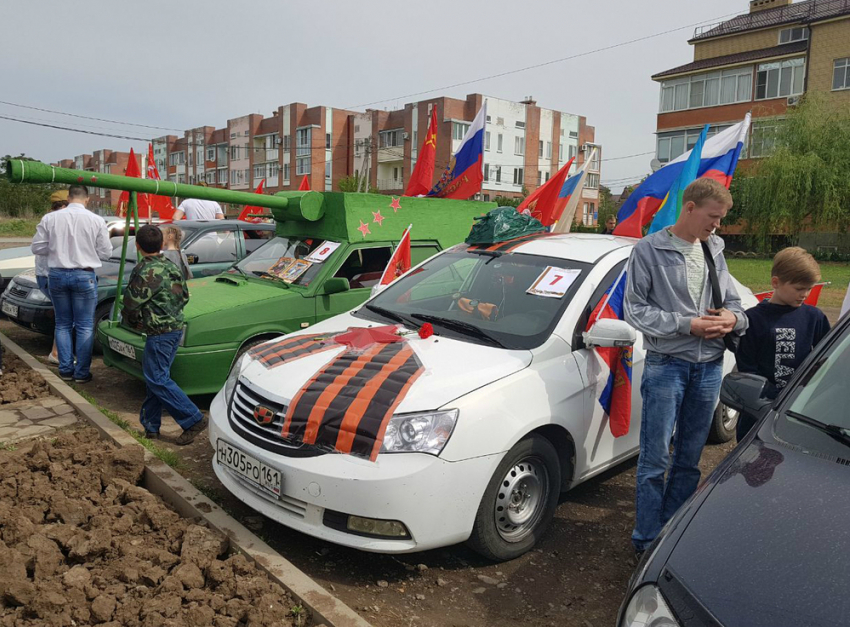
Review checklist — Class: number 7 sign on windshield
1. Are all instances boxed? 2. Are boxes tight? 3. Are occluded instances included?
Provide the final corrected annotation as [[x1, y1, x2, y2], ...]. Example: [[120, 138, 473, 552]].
[[306, 241, 341, 263], [527, 267, 582, 298]]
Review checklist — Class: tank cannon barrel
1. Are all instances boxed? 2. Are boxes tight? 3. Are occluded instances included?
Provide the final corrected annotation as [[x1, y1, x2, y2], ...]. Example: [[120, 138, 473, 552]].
[[4, 159, 324, 221]]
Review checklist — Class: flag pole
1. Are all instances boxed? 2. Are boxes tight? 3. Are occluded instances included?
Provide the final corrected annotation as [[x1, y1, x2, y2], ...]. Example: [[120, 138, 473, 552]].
[[593, 265, 627, 326]]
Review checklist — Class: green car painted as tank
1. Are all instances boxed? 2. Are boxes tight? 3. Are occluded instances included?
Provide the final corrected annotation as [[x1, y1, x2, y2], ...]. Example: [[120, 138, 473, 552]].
[[97, 192, 495, 396]]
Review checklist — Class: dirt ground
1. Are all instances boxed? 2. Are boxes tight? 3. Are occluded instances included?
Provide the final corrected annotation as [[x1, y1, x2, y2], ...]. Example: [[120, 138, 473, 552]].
[[0, 320, 741, 627], [0, 353, 50, 404], [0, 426, 311, 627]]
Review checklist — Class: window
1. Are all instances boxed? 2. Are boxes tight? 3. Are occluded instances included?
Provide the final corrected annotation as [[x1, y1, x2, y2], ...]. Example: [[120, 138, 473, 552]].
[[497, 117, 505, 126], [585, 173, 600, 189], [484, 164, 490, 182], [778, 26, 808, 44], [513, 168, 524, 185], [515, 121, 525, 129], [284, 163, 290, 181], [497, 133, 503, 153], [254, 165, 265, 179], [537, 170, 543, 186], [539, 140, 544, 158], [230, 133, 236, 139], [326, 161, 332, 180], [485, 131, 491, 151], [296, 128, 311, 156], [656, 124, 733, 163], [325, 133, 331, 149], [545, 172, 550, 182], [269, 162, 280, 178], [242, 228, 274, 254], [756, 58, 804, 100], [206, 147, 215, 161], [379, 129, 402, 148], [169, 152, 185, 166], [205, 171, 216, 184], [333, 247, 393, 289], [296, 157, 310, 176], [749, 122, 779, 158], [217, 169, 228, 184], [452, 122, 469, 141], [660, 67, 753, 112], [230, 145, 240, 160], [546, 142, 552, 159], [283, 135, 291, 150], [514, 136, 525, 156], [569, 145, 577, 160], [833, 57, 850, 90], [185, 230, 238, 265], [589, 150, 600, 171], [392, 166, 399, 181], [177, 174, 186, 184], [559, 144, 564, 161], [495, 166, 502, 183], [569, 130, 578, 139]]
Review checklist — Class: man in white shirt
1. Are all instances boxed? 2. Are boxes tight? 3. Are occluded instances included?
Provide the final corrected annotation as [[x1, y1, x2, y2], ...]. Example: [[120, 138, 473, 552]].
[[31, 185, 112, 383], [173, 184, 224, 221]]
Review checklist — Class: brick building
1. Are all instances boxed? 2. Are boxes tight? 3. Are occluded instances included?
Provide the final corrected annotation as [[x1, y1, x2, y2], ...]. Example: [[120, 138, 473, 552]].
[[56, 150, 137, 214], [58, 94, 601, 224], [652, 0, 850, 165]]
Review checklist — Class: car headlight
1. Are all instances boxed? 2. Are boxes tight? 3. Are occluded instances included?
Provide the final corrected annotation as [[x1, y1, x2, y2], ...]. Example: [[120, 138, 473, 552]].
[[224, 354, 249, 406], [621, 584, 680, 627], [27, 289, 49, 303], [380, 409, 458, 455], [3, 280, 14, 294]]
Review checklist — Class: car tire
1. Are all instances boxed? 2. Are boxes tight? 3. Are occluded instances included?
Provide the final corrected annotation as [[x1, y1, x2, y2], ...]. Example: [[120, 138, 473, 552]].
[[92, 301, 114, 355], [467, 434, 561, 562], [709, 401, 739, 443]]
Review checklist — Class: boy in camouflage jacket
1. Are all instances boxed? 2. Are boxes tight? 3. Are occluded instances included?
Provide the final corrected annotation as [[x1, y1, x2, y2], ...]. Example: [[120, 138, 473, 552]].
[[122, 225, 207, 445]]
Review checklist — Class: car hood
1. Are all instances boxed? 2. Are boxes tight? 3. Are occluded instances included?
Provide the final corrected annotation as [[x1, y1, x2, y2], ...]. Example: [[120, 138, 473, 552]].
[[239, 311, 533, 413], [664, 434, 850, 627], [184, 274, 294, 319], [0, 247, 35, 275]]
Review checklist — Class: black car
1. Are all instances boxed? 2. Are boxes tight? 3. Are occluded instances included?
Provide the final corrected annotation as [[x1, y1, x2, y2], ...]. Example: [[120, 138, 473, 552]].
[[619, 314, 850, 627], [0, 220, 273, 347]]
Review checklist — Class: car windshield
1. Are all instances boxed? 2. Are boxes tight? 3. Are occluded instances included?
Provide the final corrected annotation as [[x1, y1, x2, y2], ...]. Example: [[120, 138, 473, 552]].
[[356, 250, 589, 350], [775, 324, 850, 454], [229, 236, 329, 287], [109, 226, 198, 261]]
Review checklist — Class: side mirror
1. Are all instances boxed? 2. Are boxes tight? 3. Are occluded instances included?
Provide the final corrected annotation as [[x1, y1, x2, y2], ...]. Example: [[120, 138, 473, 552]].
[[186, 254, 199, 265], [322, 277, 350, 295], [720, 373, 773, 418], [582, 318, 636, 349]]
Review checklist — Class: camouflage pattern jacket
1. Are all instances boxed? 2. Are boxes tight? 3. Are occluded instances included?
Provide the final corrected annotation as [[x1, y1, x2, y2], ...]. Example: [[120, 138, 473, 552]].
[[122, 255, 189, 335]]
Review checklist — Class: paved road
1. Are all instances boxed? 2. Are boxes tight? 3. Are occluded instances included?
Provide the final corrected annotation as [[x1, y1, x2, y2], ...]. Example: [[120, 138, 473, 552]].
[[0, 237, 33, 245]]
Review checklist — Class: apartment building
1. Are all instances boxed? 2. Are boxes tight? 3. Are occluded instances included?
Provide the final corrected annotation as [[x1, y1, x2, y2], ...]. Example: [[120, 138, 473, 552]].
[[56, 149, 136, 213], [652, 0, 850, 165], [59, 94, 601, 224]]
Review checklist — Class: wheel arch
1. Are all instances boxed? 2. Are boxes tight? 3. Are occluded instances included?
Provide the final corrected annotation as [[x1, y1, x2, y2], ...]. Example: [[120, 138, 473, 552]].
[[527, 424, 575, 491]]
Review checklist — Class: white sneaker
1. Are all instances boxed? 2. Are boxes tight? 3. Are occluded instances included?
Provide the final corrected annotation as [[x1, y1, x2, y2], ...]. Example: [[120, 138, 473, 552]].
[[48, 354, 59, 364]]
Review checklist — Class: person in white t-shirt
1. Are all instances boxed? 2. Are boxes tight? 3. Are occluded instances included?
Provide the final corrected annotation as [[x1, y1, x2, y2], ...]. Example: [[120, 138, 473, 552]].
[[173, 183, 224, 221]]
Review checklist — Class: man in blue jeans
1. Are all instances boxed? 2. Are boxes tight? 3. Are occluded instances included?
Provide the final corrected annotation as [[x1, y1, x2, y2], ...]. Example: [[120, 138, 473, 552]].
[[122, 225, 206, 445], [31, 185, 112, 383], [624, 179, 748, 556]]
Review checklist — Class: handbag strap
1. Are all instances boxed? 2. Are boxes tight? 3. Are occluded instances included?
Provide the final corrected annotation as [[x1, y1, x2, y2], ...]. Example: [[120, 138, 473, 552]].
[[701, 240, 737, 352]]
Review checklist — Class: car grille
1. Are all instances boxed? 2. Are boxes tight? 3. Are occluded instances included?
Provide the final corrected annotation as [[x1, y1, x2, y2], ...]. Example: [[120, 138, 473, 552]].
[[9, 284, 30, 299], [228, 382, 324, 457]]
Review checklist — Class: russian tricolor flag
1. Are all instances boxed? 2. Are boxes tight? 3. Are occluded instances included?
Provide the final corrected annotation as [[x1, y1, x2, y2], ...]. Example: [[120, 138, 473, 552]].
[[552, 147, 597, 233], [614, 114, 751, 238], [428, 103, 486, 200], [586, 270, 632, 437]]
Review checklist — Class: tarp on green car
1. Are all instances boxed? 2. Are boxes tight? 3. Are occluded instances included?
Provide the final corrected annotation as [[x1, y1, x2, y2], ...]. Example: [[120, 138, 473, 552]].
[[465, 207, 546, 245]]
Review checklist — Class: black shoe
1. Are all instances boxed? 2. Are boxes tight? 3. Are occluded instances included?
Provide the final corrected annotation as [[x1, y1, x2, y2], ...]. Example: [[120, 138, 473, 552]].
[[59, 372, 74, 381], [176, 416, 208, 446], [74, 374, 93, 384], [144, 430, 160, 440], [634, 548, 646, 564]]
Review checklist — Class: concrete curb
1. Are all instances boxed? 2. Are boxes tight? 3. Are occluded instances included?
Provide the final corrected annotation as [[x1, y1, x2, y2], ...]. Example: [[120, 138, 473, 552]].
[[0, 333, 372, 627]]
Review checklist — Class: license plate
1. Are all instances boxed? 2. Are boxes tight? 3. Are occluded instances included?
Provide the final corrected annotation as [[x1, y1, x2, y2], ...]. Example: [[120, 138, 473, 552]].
[[107, 337, 136, 360], [216, 439, 281, 498], [1, 301, 18, 318]]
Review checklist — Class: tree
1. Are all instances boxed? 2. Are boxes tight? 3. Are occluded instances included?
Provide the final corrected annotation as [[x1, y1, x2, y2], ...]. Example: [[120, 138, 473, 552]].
[[337, 171, 378, 194], [736, 93, 850, 246], [493, 186, 529, 208], [597, 184, 617, 225], [0, 154, 60, 218]]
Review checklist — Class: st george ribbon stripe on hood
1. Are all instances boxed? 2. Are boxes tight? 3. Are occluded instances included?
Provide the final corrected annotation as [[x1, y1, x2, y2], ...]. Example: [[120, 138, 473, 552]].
[[467, 231, 557, 253], [249, 334, 338, 368]]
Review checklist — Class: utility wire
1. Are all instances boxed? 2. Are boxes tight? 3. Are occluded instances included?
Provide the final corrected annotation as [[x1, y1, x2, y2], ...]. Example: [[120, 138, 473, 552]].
[[0, 114, 151, 142], [0, 100, 184, 132]]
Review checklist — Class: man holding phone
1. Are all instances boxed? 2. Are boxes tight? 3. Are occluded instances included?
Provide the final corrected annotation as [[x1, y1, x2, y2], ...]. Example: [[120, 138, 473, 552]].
[[624, 178, 747, 556]]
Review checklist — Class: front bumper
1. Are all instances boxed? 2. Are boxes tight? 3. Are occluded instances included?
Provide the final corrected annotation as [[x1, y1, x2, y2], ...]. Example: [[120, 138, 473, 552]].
[[209, 390, 501, 553], [98, 321, 237, 396], [0, 295, 53, 334]]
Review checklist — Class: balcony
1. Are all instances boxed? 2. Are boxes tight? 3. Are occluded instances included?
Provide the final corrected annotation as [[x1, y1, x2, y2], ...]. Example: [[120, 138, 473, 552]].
[[377, 178, 404, 191]]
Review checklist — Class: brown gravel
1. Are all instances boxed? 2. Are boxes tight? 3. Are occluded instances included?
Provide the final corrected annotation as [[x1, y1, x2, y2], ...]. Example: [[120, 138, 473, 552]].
[[0, 428, 311, 627], [0, 353, 50, 404]]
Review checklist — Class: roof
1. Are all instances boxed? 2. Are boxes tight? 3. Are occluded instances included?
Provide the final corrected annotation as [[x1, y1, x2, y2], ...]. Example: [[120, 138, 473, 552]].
[[690, 0, 850, 42], [653, 40, 808, 79], [512, 233, 637, 264]]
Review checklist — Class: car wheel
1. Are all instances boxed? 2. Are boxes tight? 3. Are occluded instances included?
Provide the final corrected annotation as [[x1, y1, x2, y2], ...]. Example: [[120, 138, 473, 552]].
[[92, 301, 114, 355], [708, 402, 739, 443], [467, 434, 560, 561]]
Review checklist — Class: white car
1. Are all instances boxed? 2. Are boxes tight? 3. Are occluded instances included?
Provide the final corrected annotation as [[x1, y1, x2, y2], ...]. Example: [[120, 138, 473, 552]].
[[209, 234, 755, 561]]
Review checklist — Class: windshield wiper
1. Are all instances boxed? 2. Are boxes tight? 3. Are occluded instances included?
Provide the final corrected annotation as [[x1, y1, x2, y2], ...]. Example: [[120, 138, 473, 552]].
[[252, 270, 290, 288], [410, 313, 505, 348], [787, 409, 850, 449], [364, 303, 415, 327]]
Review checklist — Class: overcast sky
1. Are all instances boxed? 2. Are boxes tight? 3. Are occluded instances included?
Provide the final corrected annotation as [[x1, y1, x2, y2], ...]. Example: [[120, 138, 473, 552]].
[[1, 0, 748, 192]]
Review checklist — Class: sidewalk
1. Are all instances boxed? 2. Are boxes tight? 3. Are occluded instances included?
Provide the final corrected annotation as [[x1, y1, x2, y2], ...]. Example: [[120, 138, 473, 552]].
[[0, 396, 79, 442], [0, 237, 32, 244]]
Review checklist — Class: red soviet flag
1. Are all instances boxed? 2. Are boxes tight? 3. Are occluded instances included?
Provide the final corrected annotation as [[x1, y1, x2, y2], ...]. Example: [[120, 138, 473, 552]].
[[516, 156, 575, 227], [237, 179, 265, 223], [379, 225, 412, 286], [299, 175, 310, 191], [405, 107, 437, 197], [147, 143, 176, 220], [117, 147, 151, 219]]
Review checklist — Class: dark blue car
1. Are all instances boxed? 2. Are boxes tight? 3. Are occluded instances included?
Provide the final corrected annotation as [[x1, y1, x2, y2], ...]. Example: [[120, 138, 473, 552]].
[[619, 314, 850, 627]]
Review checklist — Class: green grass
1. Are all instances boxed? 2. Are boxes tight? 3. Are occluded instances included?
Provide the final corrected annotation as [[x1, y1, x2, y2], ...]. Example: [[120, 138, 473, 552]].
[[0, 441, 16, 451], [73, 388, 182, 469], [0, 218, 39, 237], [726, 258, 850, 309]]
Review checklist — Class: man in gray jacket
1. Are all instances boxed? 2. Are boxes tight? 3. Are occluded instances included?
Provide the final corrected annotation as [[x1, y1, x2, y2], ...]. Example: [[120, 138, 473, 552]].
[[624, 178, 747, 555]]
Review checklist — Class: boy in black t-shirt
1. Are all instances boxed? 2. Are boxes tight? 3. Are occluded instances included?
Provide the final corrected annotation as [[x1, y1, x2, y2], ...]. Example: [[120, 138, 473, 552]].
[[736, 247, 831, 441]]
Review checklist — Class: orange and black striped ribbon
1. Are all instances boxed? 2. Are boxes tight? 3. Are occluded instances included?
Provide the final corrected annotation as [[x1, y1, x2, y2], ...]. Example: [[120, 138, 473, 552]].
[[467, 231, 557, 253], [282, 342, 424, 461], [249, 334, 337, 368]]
